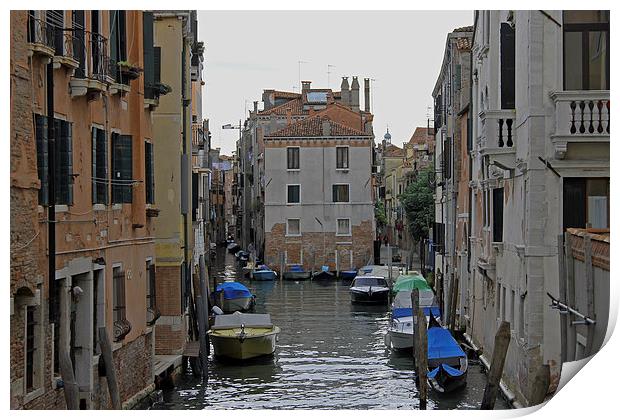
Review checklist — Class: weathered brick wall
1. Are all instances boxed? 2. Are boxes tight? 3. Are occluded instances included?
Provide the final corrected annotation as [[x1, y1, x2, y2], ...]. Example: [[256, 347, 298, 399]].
[[154, 323, 186, 355], [265, 220, 374, 271], [154, 265, 186, 354], [96, 332, 153, 409]]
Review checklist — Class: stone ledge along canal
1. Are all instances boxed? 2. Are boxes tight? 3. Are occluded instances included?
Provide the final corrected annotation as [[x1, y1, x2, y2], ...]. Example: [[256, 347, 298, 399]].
[[146, 248, 510, 410]]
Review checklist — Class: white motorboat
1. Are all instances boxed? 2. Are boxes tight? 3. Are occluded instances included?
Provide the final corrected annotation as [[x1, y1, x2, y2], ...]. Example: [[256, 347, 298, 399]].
[[349, 276, 390, 304]]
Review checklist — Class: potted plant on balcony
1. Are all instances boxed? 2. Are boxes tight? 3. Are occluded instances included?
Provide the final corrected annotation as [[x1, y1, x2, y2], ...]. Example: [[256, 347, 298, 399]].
[[154, 82, 172, 96], [115, 60, 142, 82]]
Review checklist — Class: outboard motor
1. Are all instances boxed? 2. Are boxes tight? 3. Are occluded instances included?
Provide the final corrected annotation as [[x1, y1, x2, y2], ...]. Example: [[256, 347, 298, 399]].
[[212, 305, 224, 315]]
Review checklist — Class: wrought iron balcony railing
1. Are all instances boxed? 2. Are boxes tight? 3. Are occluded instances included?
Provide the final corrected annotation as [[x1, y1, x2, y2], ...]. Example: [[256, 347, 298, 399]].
[[27, 15, 55, 55], [113, 316, 131, 342]]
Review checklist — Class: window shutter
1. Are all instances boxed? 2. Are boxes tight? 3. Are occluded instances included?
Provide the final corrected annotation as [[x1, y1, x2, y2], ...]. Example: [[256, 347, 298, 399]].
[[192, 172, 198, 221], [99, 128, 108, 204], [112, 133, 120, 203], [109, 11, 118, 66], [121, 135, 133, 203], [92, 128, 97, 204], [143, 12, 154, 99], [492, 188, 504, 242], [153, 46, 161, 86], [66, 122, 73, 205], [500, 23, 516, 109], [455, 64, 462, 91], [149, 263, 156, 308], [35, 114, 49, 205]]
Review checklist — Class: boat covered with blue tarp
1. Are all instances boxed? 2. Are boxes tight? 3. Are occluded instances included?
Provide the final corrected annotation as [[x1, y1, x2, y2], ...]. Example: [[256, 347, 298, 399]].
[[212, 281, 255, 313], [426, 321, 468, 393]]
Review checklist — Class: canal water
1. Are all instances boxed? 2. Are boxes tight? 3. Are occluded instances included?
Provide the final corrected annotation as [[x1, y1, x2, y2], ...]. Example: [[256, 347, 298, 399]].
[[150, 248, 511, 410]]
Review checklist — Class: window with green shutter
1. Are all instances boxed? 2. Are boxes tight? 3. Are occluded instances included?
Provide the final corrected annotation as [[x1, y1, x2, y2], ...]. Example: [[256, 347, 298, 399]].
[[112, 133, 133, 204], [145, 141, 154, 204], [34, 114, 49, 205], [92, 127, 108, 204], [55, 119, 73, 205], [143, 12, 155, 99]]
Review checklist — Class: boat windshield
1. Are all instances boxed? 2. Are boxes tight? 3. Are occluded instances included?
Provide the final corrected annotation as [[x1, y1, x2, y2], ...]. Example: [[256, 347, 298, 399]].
[[353, 277, 387, 287]]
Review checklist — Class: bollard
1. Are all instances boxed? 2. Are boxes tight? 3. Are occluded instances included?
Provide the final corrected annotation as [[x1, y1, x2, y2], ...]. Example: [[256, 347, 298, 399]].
[[480, 321, 511, 410]]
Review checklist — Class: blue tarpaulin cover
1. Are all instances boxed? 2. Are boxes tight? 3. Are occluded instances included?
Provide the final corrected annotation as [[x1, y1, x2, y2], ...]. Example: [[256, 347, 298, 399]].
[[216, 282, 252, 300], [428, 364, 465, 379], [427, 327, 466, 360], [290, 265, 304, 272], [392, 306, 441, 319]]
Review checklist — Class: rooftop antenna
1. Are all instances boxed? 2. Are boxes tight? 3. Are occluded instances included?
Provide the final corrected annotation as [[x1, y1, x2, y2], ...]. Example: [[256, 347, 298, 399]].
[[327, 64, 336, 88], [298, 60, 309, 93]]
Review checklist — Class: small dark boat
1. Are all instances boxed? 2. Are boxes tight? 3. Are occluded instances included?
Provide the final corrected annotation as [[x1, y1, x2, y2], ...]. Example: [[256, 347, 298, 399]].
[[283, 264, 312, 280], [235, 250, 250, 262], [339, 270, 358, 281], [426, 315, 468, 393], [227, 242, 241, 253], [252, 264, 277, 281], [349, 276, 390, 303], [312, 266, 335, 281]]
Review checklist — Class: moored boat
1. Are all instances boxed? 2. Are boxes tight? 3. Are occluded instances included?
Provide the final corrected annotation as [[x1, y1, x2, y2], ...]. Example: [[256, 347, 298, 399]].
[[312, 265, 335, 280], [242, 261, 257, 278], [349, 276, 390, 303], [235, 250, 250, 262], [208, 312, 280, 361], [252, 264, 277, 281], [283, 264, 312, 280], [339, 270, 358, 281], [212, 281, 255, 313], [427, 316, 468, 393], [227, 242, 241, 253]]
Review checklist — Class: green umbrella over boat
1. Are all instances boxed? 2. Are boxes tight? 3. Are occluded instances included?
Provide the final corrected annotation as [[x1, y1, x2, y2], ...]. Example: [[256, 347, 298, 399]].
[[392, 274, 432, 293]]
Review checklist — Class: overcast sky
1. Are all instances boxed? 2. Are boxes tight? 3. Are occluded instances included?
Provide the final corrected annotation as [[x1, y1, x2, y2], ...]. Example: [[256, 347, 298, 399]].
[[197, 10, 473, 155]]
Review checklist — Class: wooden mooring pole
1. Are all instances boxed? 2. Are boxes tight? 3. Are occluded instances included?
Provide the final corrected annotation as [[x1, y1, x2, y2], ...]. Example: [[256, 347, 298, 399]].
[[529, 364, 551, 406], [411, 288, 427, 409], [59, 349, 79, 409], [480, 321, 510, 410], [98, 326, 122, 409]]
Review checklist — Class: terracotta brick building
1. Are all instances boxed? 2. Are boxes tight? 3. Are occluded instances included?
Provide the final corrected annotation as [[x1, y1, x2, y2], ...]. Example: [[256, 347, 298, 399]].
[[10, 10, 162, 409]]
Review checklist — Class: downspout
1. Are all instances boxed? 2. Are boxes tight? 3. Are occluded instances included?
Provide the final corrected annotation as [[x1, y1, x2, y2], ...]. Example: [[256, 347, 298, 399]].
[[47, 59, 57, 323]]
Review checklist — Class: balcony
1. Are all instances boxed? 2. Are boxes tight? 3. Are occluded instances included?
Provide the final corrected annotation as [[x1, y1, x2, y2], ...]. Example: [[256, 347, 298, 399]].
[[27, 16, 55, 60], [113, 317, 131, 342], [52, 29, 80, 72], [479, 109, 516, 169], [69, 31, 111, 97], [550, 91, 610, 159]]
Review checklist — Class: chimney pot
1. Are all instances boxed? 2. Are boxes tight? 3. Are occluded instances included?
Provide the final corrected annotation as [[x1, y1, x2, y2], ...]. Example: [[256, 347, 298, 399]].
[[350, 76, 360, 112], [340, 77, 350, 106], [364, 78, 370, 113], [322, 119, 331, 137], [302, 81, 311, 93]]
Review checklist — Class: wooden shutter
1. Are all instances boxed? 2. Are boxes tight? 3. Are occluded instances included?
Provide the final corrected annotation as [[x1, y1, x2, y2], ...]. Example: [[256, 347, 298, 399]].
[[35, 114, 49, 205], [492, 188, 504, 242], [153, 46, 161, 86], [563, 178, 586, 230], [500, 23, 516, 109], [54, 119, 72, 205], [143, 12, 154, 99], [72, 11, 85, 77], [149, 263, 156, 308], [92, 128, 97, 203], [121, 135, 133, 203], [99, 129, 108, 204], [192, 172, 198, 221], [111, 133, 121, 203], [145, 142, 154, 204]]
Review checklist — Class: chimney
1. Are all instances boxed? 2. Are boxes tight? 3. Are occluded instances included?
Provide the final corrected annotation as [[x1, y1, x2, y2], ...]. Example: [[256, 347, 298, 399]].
[[364, 78, 370, 112], [253, 101, 258, 113], [340, 77, 350, 106], [301, 80, 311, 94], [286, 107, 292, 125], [321, 119, 331, 137], [350, 76, 360, 112]]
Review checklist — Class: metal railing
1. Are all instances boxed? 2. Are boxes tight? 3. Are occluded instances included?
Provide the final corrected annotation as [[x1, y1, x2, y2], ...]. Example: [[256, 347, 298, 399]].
[[113, 317, 132, 342], [27, 15, 55, 50], [72, 31, 110, 81]]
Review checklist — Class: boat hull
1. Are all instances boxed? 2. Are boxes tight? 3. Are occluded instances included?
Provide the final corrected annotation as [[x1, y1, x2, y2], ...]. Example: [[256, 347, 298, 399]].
[[283, 271, 312, 280], [339, 270, 358, 281], [428, 365, 467, 393], [312, 271, 335, 281], [350, 289, 389, 303], [220, 296, 254, 313], [253, 270, 277, 281], [388, 330, 414, 350], [209, 327, 280, 360]]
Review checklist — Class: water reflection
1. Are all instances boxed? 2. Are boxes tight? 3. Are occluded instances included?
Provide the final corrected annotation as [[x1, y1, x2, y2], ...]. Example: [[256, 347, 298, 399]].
[[151, 248, 511, 410]]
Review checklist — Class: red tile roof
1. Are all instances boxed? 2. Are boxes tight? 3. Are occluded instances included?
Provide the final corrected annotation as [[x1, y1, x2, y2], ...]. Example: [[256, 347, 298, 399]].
[[265, 115, 370, 138], [383, 143, 405, 157], [257, 98, 305, 116], [273, 90, 301, 99], [408, 127, 434, 145]]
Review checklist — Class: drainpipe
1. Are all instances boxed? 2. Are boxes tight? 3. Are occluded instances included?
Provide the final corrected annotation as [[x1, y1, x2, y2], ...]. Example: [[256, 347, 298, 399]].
[[47, 59, 57, 323], [181, 36, 191, 319]]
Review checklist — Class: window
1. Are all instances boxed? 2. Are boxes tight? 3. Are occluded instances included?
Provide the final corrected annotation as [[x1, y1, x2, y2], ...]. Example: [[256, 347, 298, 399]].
[[336, 146, 349, 169], [146, 260, 158, 326], [25, 305, 40, 393], [72, 11, 85, 77], [332, 184, 350, 203], [519, 294, 525, 339], [286, 218, 301, 236], [563, 178, 609, 230], [563, 11, 609, 90], [501, 286, 507, 321], [111, 133, 133, 204], [112, 266, 126, 323], [500, 22, 515, 109], [110, 10, 127, 83], [92, 127, 108, 204], [35, 115, 73, 205], [287, 147, 300, 170], [336, 218, 351, 236], [287, 184, 300, 204], [442, 137, 452, 180], [143, 12, 155, 99], [511, 289, 516, 326], [492, 188, 504, 242], [47, 10, 64, 56], [145, 141, 155, 204]]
